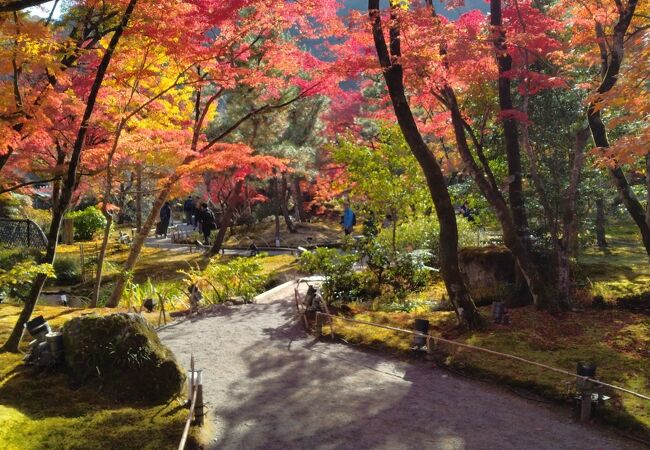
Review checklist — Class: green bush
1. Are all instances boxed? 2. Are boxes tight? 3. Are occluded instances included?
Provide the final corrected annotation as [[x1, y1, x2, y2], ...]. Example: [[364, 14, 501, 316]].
[[0, 246, 45, 299], [180, 256, 268, 303], [67, 206, 107, 241], [376, 215, 477, 266], [300, 248, 367, 303], [53, 257, 81, 285], [384, 250, 433, 297]]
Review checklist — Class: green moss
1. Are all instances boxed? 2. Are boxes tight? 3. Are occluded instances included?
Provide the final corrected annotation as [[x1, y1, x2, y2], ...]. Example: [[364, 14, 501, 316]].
[[62, 313, 185, 402], [330, 305, 650, 435], [0, 305, 195, 450]]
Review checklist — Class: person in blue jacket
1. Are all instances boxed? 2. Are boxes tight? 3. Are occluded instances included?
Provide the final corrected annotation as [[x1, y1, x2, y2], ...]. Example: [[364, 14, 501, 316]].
[[341, 202, 356, 235]]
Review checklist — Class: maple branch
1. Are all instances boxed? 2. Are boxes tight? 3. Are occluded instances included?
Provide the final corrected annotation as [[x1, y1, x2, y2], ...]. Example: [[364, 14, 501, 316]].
[[199, 85, 320, 153], [0, 0, 50, 12], [460, 118, 499, 194], [0, 176, 61, 195], [44, 0, 59, 25]]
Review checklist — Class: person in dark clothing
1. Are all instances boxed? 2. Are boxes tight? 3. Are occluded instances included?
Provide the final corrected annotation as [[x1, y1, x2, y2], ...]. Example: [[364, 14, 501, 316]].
[[158, 201, 172, 238], [192, 196, 201, 229], [459, 201, 474, 222], [183, 196, 194, 225], [197, 202, 216, 245]]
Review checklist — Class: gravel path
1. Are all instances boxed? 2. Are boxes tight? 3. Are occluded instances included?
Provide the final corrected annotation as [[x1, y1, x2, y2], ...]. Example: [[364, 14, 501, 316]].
[[159, 282, 634, 450]]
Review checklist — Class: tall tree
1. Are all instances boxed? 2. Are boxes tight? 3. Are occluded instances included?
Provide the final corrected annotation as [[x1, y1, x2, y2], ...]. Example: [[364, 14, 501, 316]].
[[368, 0, 482, 328], [490, 0, 529, 242], [2, 0, 138, 352]]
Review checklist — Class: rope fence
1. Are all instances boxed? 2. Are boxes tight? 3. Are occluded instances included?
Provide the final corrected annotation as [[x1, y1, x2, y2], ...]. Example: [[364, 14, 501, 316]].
[[314, 312, 650, 403]]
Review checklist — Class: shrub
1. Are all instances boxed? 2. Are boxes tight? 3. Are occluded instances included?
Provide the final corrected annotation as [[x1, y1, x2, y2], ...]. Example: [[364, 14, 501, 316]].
[[67, 206, 107, 241], [384, 250, 433, 297], [299, 248, 367, 303], [375, 215, 476, 266], [0, 246, 46, 299], [180, 256, 268, 303], [53, 257, 81, 285]]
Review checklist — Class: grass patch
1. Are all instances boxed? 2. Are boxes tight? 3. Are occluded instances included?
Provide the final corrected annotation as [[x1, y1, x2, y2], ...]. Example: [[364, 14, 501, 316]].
[[577, 224, 650, 300], [0, 305, 195, 450]]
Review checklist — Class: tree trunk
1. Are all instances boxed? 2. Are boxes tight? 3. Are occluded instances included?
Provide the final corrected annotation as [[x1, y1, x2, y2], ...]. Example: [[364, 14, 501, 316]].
[[556, 128, 589, 307], [91, 119, 126, 308], [90, 214, 113, 308], [106, 178, 173, 308], [596, 197, 608, 249], [444, 87, 552, 310], [391, 213, 397, 255], [490, 0, 529, 242], [2, 0, 138, 352], [646, 153, 650, 231], [293, 177, 305, 222], [208, 179, 244, 256], [135, 163, 143, 232], [2, 207, 63, 352], [586, 0, 646, 255], [369, 0, 482, 328], [280, 173, 296, 233]]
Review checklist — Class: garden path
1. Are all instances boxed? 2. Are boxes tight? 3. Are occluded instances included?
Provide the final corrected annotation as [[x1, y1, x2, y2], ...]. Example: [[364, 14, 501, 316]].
[[159, 282, 635, 450]]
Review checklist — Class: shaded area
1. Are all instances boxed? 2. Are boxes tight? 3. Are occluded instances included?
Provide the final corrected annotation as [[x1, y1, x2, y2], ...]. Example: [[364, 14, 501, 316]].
[[160, 284, 634, 449]]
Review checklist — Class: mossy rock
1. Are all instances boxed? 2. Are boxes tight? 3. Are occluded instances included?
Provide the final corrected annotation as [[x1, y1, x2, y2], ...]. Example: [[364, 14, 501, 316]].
[[458, 246, 528, 307], [61, 313, 185, 402]]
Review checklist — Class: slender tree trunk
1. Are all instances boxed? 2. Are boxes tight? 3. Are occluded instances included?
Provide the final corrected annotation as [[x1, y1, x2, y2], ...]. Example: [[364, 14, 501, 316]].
[[2, 0, 138, 352], [556, 128, 589, 306], [135, 163, 143, 232], [596, 197, 608, 249], [444, 87, 551, 310], [208, 179, 244, 256], [586, 0, 646, 255], [106, 178, 173, 307], [91, 120, 126, 307], [91, 214, 113, 307], [490, 0, 529, 242], [280, 173, 296, 233], [391, 213, 397, 255], [293, 177, 305, 222], [369, 0, 482, 328], [646, 153, 650, 231]]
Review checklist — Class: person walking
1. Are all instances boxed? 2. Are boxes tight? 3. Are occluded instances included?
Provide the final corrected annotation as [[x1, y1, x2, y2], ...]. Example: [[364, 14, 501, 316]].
[[183, 195, 194, 225], [197, 202, 216, 245], [158, 201, 172, 238], [341, 202, 356, 235]]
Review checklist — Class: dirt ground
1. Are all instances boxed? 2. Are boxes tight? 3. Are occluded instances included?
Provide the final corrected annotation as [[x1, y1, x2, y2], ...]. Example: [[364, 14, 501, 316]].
[[158, 283, 636, 450]]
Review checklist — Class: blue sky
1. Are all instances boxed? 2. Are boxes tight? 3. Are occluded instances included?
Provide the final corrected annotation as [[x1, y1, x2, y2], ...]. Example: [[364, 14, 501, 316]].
[[30, 0, 488, 20]]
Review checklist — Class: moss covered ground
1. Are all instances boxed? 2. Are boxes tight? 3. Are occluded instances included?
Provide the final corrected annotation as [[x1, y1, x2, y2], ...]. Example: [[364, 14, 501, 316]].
[[328, 224, 650, 437], [329, 303, 649, 431], [0, 305, 196, 450], [0, 249, 301, 449]]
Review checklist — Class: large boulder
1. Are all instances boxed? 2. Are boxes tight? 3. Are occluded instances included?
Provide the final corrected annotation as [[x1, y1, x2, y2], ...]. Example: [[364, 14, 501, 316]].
[[458, 246, 529, 307], [61, 313, 185, 402]]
